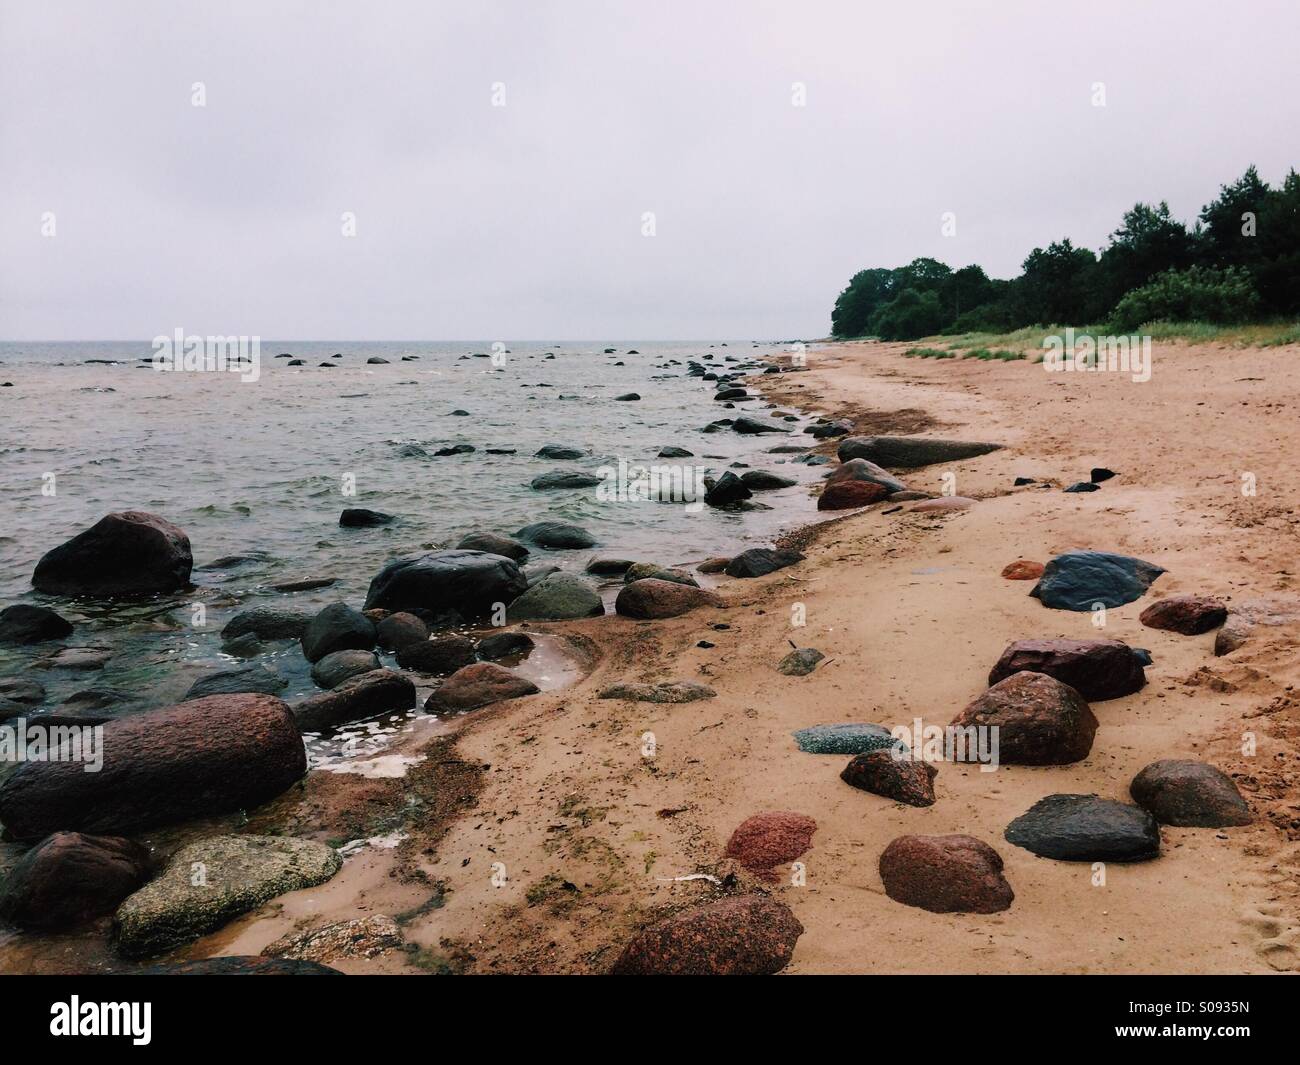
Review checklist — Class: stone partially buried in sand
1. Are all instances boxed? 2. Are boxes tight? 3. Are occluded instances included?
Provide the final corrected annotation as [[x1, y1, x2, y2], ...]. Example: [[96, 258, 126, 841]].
[[0, 831, 153, 930], [836, 435, 1001, 469], [1139, 595, 1228, 635], [610, 895, 803, 975], [988, 638, 1146, 701], [424, 662, 539, 713], [879, 834, 1014, 914], [32, 510, 193, 598], [951, 672, 1097, 765], [777, 647, 825, 675], [1004, 794, 1160, 862], [598, 680, 716, 703], [724, 547, 804, 578], [1129, 760, 1251, 827], [0, 694, 306, 841], [615, 578, 723, 619], [723, 812, 816, 877], [1029, 550, 1165, 611], [841, 749, 937, 806], [114, 834, 341, 958]]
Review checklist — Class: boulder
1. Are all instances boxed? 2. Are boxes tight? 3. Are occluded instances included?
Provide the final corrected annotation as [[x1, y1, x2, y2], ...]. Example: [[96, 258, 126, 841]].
[[614, 392, 640, 401], [610, 895, 803, 975], [1214, 613, 1254, 656], [1139, 596, 1227, 635], [534, 445, 585, 460], [1029, 550, 1165, 611], [310, 649, 381, 689], [724, 548, 804, 578], [777, 648, 824, 675], [704, 471, 752, 507], [740, 470, 796, 491], [879, 834, 1014, 914], [836, 435, 1002, 468], [1063, 481, 1100, 493], [32, 511, 193, 597], [363, 550, 528, 617], [657, 446, 694, 458], [395, 634, 477, 675], [1004, 794, 1160, 861], [185, 664, 288, 700], [113, 834, 341, 958], [0, 604, 73, 644], [506, 573, 605, 620], [585, 557, 635, 575], [818, 480, 888, 510], [723, 812, 816, 877], [374, 611, 429, 650], [0, 831, 153, 930], [951, 672, 1097, 765], [792, 723, 899, 755], [455, 531, 529, 561], [292, 669, 416, 732], [615, 579, 723, 619], [423, 662, 539, 713], [1001, 560, 1044, 580], [598, 680, 716, 703], [825, 458, 907, 494], [696, 557, 731, 574], [338, 508, 394, 527], [988, 638, 1146, 701], [731, 416, 789, 434], [300, 602, 376, 663], [221, 606, 312, 641], [475, 631, 535, 660], [910, 495, 975, 513], [530, 470, 602, 490], [0, 694, 306, 840], [623, 563, 697, 587], [1129, 760, 1251, 827], [841, 750, 937, 806], [514, 522, 597, 549]]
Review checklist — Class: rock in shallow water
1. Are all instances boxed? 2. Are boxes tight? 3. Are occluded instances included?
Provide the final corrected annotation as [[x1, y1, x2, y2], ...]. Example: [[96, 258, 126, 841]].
[[221, 606, 312, 641], [514, 522, 597, 550], [0, 694, 306, 840], [114, 835, 342, 958], [1129, 760, 1251, 827], [455, 531, 529, 560], [374, 611, 428, 650], [988, 638, 1146, 701], [300, 602, 376, 663], [396, 633, 476, 675], [506, 572, 604, 620], [292, 668, 416, 731], [530, 470, 602, 490], [364, 549, 529, 617], [185, 664, 288, 700], [338, 507, 394, 527], [32, 510, 193, 598], [0, 831, 153, 930], [1029, 549, 1165, 611], [880, 834, 1014, 913], [610, 895, 803, 975], [310, 649, 381, 689], [475, 631, 535, 660], [951, 672, 1097, 765], [138, 956, 342, 975], [1004, 794, 1160, 862], [0, 604, 73, 644]]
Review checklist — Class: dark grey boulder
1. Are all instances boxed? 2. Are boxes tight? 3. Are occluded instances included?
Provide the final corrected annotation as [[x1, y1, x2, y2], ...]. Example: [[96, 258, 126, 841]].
[[534, 444, 585, 460], [476, 631, 535, 660], [725, 548, 805, 578], [514, 522, 597, 550], [657, 446, 694, 458], [836, 435, 1002, 468], [395, 633, 477, 675], [363, 550, 529, 617], [374, 611, 429, 650], [614, 392, 640, 401], [1004, 794, 1160, 862], [32, 511, 193, 598], [740, 470, 797, 491], [531, 470, 602, 490], [0, 604, 73, 644], [704, 472, 752, 507], [221, 606, 312, 642], [732, 416, 789, 434], [300, 603, 377, 663], [339, 508, 394, 527], [586, 557, 635, 575], [506, 573, 604, 621], [311, 649, 381, 689], [455, 531, 529, 561], [1030, 550, 1165, 611], [185, 664, 288, 700], [1129, 760, 1251, 827]]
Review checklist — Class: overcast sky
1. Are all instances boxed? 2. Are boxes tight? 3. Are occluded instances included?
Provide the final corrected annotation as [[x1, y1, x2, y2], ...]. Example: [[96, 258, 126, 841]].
[[2, 0, 1297, 340]]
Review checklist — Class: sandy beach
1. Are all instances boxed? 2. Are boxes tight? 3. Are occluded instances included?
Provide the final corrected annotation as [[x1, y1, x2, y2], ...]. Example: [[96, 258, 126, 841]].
[[91, 336, 1288, 976]]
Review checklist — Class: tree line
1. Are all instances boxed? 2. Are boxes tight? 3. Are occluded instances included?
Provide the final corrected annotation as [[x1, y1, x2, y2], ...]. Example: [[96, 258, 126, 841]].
[[830, 166, 1300, 340]]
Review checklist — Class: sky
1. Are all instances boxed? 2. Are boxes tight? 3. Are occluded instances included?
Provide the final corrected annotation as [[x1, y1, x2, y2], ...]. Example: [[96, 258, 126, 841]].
[[2, 0, 1298, 340]]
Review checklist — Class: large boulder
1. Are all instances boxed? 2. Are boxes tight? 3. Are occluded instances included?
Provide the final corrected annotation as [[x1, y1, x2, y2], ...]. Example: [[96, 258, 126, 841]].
[[292, 668, 416, 732], [114, 835, 341, 958], [841, 750, 937, 806], [988, 638, 1146, 701], [374, 611, 429, 650], [0, 694, 306, 840], [0, 604, 73, 644], [951, 672, 1097, 765], [184, 664, 288, 700], [704, 472, 752, 507], [1029, 550, 1165, 611], [395, 633, 476, 675], [740, 470, 796, 491], [0, 831, 153, 930], [610, 895, 803, 975], [530, 470, 602, 490], [506, 573, 605, 621], [514, 522, 596, 550], [1139, 596, 1227, 635], [879, 834, 1014, 913], [1129, 760, 1251, 827], [424, 662, 539, 713], [837, 435, 1002, 468], [338, 508, 394, 527], [363, 550, 528, 618], [455, 531, 529, 561], [825, 458, 907, 494], [1004, 794, 1161, 861], [723, 812, 816, 877], [818, 480, 889, 510], [299, 602, 376, 662], [220, 606, 312, 642], [724, 548, 804, 578], [615, 578, 723, 619], [32, 511, 193, 597]]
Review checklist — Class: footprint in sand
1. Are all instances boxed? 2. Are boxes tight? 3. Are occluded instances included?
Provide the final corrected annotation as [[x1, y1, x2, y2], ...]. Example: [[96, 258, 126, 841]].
[[1240, 903, 1300, 971]]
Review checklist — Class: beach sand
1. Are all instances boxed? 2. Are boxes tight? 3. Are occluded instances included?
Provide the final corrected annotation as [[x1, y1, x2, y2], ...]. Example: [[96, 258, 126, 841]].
[[124, 338, 1300, 974]]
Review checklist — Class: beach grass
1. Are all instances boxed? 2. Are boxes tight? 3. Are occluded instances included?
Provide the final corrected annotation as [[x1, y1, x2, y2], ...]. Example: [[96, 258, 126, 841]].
[[934, 319, 1300, 354]]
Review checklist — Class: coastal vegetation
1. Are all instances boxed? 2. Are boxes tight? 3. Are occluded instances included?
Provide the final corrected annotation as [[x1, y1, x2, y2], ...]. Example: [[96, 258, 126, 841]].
[[831, 166, 1300, 341]]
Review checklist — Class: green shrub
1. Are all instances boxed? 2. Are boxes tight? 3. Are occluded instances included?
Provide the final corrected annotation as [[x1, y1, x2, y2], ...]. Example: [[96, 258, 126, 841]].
[[1108, 266, 1261, 332]]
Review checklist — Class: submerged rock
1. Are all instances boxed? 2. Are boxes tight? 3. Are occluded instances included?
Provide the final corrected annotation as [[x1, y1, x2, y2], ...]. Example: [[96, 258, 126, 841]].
[[292, 669, 416, 732], [114, 835, 341, 958], [837, 435, 1002, 468], [615, 578, 723, 619], [1129, 760, 1251, 827], [951, 672, 1097, 765], [530, 470, 602, 490], [514, 522, 597, 550], [506, 572, 605, 620], [1139, 595, 1227, 635], [534, 444, 585, 460], [185, 664, 288, 700], [1029, 550, 1165, 611], [1004, 794, 1160, 862], [363, 549, 529, 617], [221, 606, 312, 641], [424, 662, 539, 713], [0, 831, 153, 930], [988, 638, 1146, 701], [395, 633, 477, 675], [840, 750, 937, 806], [338, 508, 394, 527], [0, 694, 306, 840], [475, 631, 535, 660], [879, 834, 1013, 914], [598, 680, 716, 703], [610, 895, 803, 975], [0, 604, 73, 644], [32, 511, 193, 597]]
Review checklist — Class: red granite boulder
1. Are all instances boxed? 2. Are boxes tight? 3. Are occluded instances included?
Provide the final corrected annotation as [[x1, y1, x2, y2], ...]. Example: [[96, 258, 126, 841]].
[[723, 812, 816, 879], [988, 638, 1146, 701], [610, 895, 803, 975], [951, 672, 1097, 765], [0, 831, 153, 929], [841, 749, 937, 806], [1139, 596, 1228, 635], [879, 834, 1014, 913]]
